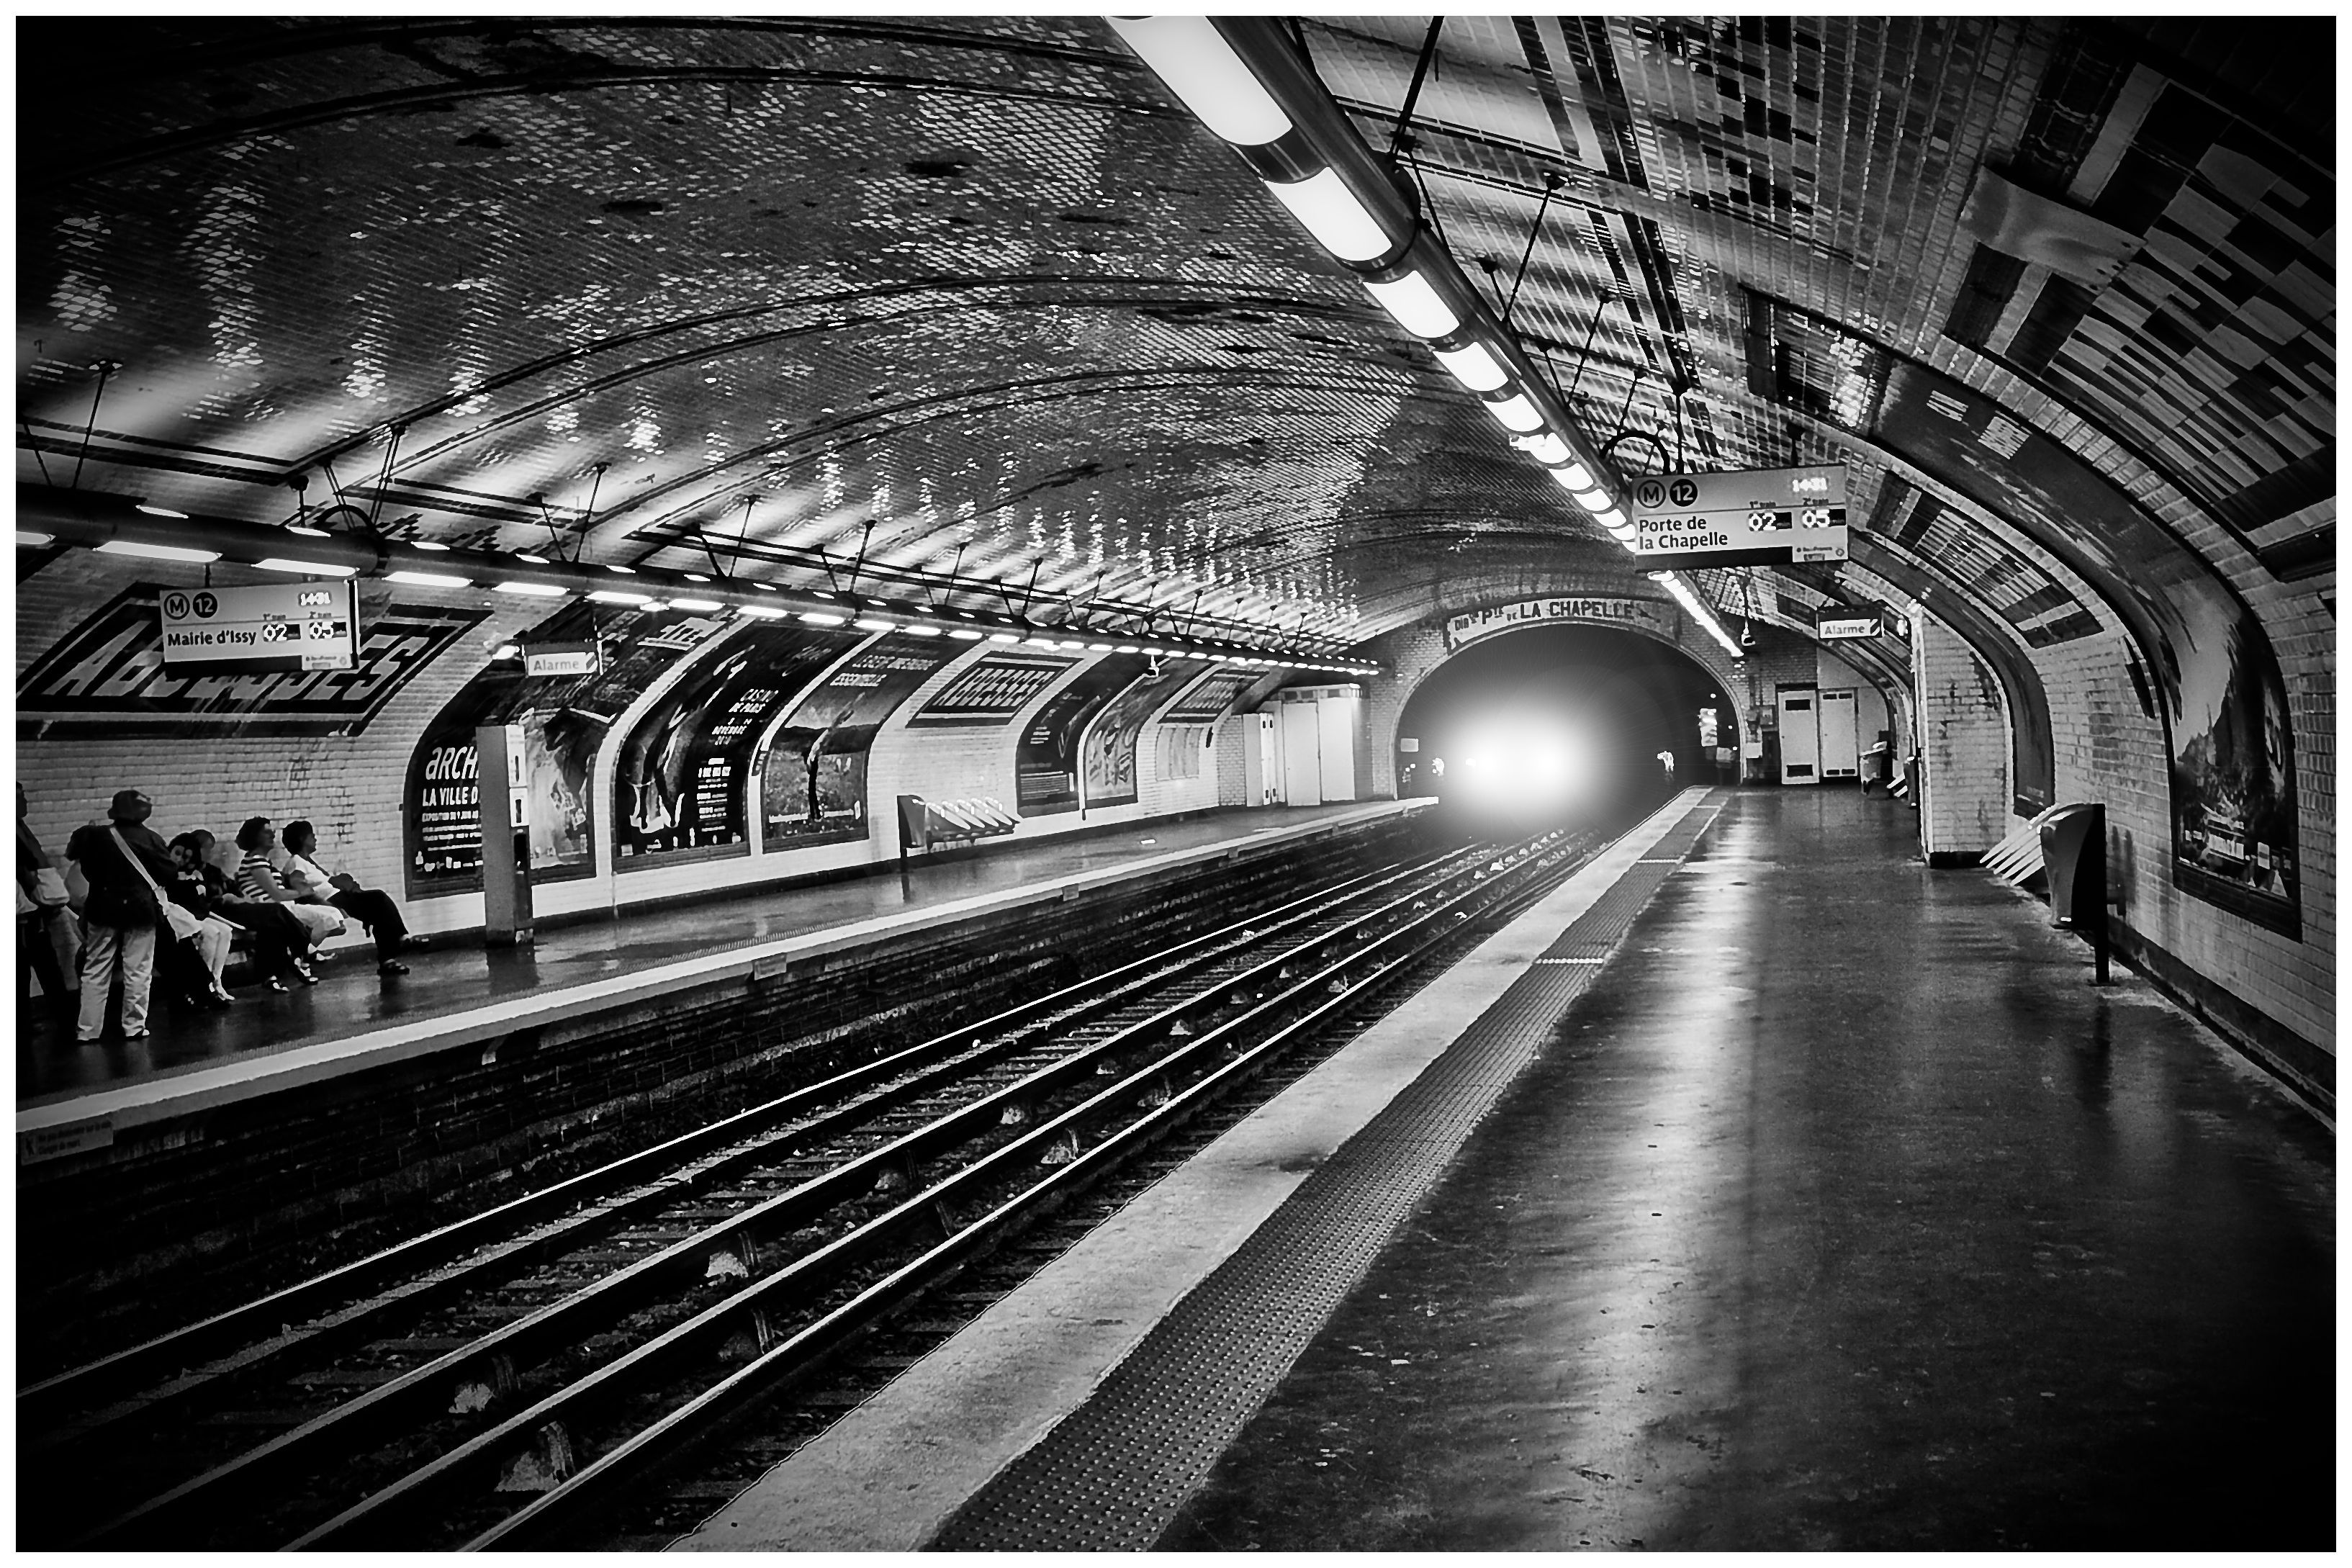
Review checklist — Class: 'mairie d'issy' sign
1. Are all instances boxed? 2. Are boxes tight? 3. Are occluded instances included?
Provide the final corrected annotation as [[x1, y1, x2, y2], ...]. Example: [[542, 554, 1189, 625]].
[[1443, 596, 1672, 650]]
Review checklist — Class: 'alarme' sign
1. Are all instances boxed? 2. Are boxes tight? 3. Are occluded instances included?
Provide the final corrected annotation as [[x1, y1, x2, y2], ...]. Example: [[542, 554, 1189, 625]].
[[159, 581, 358, 673], [1816, 614, 1880, 641], [1628, 464, 1849, 567]]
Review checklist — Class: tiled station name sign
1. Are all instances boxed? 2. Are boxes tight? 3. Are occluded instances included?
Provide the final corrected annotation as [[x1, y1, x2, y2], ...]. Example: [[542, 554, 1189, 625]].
[[1443, 595, 1672, 650]]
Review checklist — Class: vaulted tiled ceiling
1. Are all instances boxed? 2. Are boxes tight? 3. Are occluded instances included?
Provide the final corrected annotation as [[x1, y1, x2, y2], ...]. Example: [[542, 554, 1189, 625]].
[[17, 17, 2333, 656]]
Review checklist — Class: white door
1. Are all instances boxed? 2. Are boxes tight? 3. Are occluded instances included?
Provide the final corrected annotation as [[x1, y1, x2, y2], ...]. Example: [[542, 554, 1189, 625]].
[[1315, 694, 1357, 802], [1818, 688, 1860, 779], [1777, 685, 1821, 786], [1280, 703, 1323, 806]]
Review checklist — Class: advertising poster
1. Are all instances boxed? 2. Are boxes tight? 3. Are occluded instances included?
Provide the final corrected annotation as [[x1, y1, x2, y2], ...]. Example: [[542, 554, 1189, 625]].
[[22, 582, 481, 739], [1017, 654, 1146, 814], [1163, 665, 1263, 726], [613, 622, 860, 868], [1078, 659, 1194, 809], [761, 634, 965, 850], [402, 600, 729, 896], [906, 652, 1073, 727]]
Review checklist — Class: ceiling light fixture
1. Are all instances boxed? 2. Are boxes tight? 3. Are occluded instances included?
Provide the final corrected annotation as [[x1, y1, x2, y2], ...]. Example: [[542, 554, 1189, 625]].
[[254, 557, 358, 576], [738, 604, 789, 619], [801, 611, 847, 626], [1650, 570, 1742, 659], [494, 581, 567, 598], [854, 617, 893, 632], [1104, 17, 1292, 145], [1361, 270, 1459, 338], [604, 563, 636, 575], [133, 503, 189, 519], [988, 632, 1021, 644], [1482, 393, 1544, 433], [284, 524, 330, 539], [410, 539, 453, 552], [588, 589, 652, 605], [1435, 342, 1508, 393], [17, 530, 55, 547], [948, 628, 984, 641], [96, 539, 220, 563], [388, 569, 473, 588], [904, 623, 940, 636], [1515, 432, 1572, 466], [670, 598, 726, 613], [1263, 168, 1392, 263]]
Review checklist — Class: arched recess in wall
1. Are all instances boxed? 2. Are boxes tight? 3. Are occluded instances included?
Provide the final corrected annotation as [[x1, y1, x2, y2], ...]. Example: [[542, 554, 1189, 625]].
[[605, 621, 870, 873], [400, 601, 742, 901], [1751, 292, 2303, 939], [1852, 541, 2053, 818], [744, 633, 969, 855], [1077, 660, 1198, 811]]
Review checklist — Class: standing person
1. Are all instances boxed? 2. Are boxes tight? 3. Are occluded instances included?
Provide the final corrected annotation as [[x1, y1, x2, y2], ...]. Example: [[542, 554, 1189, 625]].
[[64, 789, 174, 1042], [235, 817, 344, 962], [281, 819, 411, 976], [17, 784, 74, 1015], [182, 829, 315, 990]]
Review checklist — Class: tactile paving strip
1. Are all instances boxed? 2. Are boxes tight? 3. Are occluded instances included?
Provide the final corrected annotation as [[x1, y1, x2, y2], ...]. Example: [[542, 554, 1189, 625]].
[[929, 793, 1729, 1551]]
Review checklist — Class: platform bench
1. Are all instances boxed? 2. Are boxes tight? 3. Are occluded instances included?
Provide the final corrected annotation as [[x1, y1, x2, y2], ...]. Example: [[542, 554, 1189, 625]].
[[898, 794, 1020, 861]]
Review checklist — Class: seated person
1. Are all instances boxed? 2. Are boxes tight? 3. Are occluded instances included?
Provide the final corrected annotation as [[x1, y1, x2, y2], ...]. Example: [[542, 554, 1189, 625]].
[[281, 818, 412, 976], [235, 816, 346, 959], [160, 834, 241, 1009], [173, 831, 315, 992]]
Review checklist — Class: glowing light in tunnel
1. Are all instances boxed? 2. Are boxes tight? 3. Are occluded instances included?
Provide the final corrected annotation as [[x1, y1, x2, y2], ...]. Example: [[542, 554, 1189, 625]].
[[1107, 17, 1293, 146], [1362, 270, 1459, 338], [1263, 168, 1392, 263]]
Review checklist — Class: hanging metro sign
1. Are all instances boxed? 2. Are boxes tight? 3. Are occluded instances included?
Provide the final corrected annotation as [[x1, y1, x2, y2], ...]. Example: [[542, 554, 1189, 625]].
[[1628, 464, 1849, 567]]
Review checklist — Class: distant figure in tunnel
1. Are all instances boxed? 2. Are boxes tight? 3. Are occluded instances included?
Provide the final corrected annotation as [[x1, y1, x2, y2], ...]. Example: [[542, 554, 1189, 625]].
[[281, 820, 413, 976]]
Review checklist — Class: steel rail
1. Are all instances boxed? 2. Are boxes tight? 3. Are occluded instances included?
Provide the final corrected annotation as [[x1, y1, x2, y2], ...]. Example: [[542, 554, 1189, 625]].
[[289, 832, 1578, 1549], [24, 850, 1421, 1437], [65, 846, 1482, 1549], [483, 838, 1589, 1547]]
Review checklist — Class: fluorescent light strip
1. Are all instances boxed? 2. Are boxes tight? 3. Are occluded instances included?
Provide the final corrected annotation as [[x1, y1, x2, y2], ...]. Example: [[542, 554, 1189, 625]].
[[1263, 167, 1392, 263], [388, 569, 473, 588], [1515, 432, 1571, 465], [494, 582, 567, 598], [254, 557, 358, 577], [948, 628, 983, 641], [1435, 341, 1508, 393], [1107, 17, 1292, 145], [801, 611, 846, 626], [1652, 570, 1742, 659], [1483, 394, 1544, 433], [97, 539, 220, 563], [671, 598, 726, 613], [17, 530, 55, 547], [1362, 271, 1458, 338], [854, 618, 894, 632], [588, 589, 652, 605], [738, 604, 789, 619]]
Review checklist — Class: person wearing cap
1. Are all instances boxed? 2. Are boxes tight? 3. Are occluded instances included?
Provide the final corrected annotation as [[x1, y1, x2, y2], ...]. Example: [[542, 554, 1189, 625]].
[[64, 788, 176, 1042]]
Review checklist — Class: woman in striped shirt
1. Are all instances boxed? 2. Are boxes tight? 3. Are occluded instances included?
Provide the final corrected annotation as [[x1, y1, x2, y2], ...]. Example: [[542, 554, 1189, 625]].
[[235, 817, 344, 958]]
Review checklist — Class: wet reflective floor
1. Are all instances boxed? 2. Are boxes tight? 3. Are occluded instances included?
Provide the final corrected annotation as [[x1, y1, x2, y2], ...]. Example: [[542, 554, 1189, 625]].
[[1162, 788, 2333, 1551]]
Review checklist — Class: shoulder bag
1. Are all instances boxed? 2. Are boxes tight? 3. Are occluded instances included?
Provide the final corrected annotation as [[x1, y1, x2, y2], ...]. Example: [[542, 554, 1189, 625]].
[[110, 827, 203, 940]]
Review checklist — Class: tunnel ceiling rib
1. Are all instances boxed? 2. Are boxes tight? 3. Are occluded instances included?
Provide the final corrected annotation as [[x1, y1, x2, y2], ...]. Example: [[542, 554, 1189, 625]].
[[18, 16, 2332, 657]]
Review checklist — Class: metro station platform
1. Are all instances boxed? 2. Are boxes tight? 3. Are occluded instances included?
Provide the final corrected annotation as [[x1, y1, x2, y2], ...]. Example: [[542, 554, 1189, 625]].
[[17, 799, 1421, 1135], [680, 786, 2333, 1553]]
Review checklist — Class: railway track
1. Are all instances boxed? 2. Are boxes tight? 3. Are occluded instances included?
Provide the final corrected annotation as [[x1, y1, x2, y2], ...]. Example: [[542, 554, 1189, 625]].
[[22, 825, 1598, 1551]]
